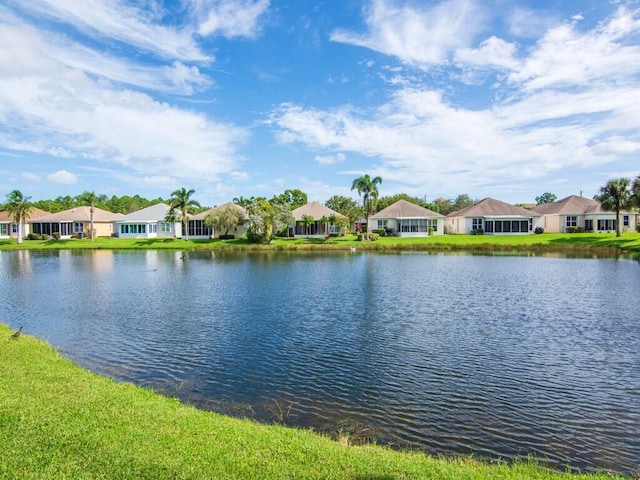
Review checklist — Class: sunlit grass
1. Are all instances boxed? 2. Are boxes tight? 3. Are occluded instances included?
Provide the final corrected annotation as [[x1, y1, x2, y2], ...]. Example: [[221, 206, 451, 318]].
[[0, 324, 627, 479], [1, 232, 640, 254]]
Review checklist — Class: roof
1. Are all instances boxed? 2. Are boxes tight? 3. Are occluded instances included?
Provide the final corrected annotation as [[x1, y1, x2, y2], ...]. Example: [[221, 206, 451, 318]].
[[530, 195, 632, 215], [28, 206, 123, 223], [291, 202, 345, 221], [0, 207, 50, 222], [191, 202, 248, 220], [371, 199, 444, 219], [114, 203, 171, 223], [447, 198, 540, 218]]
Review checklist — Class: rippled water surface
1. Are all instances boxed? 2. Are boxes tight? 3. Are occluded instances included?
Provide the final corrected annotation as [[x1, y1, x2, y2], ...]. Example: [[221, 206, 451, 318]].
[[1, 250, 639, 475]]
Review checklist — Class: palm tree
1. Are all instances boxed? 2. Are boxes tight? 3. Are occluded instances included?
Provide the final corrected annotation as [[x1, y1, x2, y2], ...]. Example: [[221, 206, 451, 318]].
[[351, 174, 383, 240], [596, 178, 631, 237], [168, 188, 201, 240], [301, 214, 314, 237], [2, 190, 33, 244]]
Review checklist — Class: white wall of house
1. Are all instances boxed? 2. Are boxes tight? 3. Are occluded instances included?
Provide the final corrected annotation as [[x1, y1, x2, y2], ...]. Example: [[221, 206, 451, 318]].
[[115, 221, 179, 239], [374, 217, 443, 236]]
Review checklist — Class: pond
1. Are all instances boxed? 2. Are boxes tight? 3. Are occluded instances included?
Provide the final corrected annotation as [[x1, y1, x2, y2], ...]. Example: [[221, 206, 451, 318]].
[[1, 249, 638, 475]]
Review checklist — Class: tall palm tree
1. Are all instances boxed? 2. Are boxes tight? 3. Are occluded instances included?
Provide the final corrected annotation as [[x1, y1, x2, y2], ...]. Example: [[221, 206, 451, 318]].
[[168, 188, 201, 240], [597, 178, 631, 237], [351, 174, 383, 240], [2, 190, 33, 244]]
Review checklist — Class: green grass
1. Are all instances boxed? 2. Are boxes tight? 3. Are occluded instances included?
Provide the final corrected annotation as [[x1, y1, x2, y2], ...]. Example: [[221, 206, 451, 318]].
[[2, 232, 640, 255], [0, 324, 629, 479]]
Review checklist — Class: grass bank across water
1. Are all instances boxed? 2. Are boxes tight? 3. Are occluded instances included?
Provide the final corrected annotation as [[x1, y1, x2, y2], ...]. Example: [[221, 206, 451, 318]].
[[0, 324, 628, 479], [1, 232, 640, 255]]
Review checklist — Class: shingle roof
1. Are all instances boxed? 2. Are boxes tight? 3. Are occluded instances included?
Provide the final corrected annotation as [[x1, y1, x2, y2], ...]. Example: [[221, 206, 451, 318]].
[[531, 195, 627, 215], [0, 207, 50, 222], [447, 198, 539, 218], [291, 202, 345, 221], [372, 199, 444, 219], [114, 203, 170, 222], [28, 206, 123, 223], [191, 202, 249, 220]]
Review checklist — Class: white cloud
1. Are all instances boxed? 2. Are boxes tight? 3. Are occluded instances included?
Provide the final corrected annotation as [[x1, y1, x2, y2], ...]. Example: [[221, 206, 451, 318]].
[[508, 7, 560, 38], [0, 11, 249, 188], [508, 7, 640, 92], [3, 1, 210, 61], [21, 172, 42, 182], [271, 5, 640, 199], [331, 0, 484, 69], [47, 170, 78, 184], [195, 0, 270, 38], [315, 153, 346, 165]]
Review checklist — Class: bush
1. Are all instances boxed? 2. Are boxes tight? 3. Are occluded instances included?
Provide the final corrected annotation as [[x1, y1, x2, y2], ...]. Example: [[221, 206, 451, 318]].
[[52, 232, 60, 240], [534, 227, 544, 234], [219, 234, 235, 240], [26, 233, 39, 240], [471, 228, 484, 235], [369, 233, 379, 241], [372, 228, 386, 237], [356, 234, 363, 241], [567, 226, 584, 233]]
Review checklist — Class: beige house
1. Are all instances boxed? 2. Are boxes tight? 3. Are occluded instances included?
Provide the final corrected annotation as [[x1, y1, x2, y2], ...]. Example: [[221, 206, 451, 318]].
[[371, 199, 444, 236], [290, 202, 346, 237], [446, 198, 541, 235], [0, 208, 49, 239], [189, 202, 249, 239], [532, 195, 637, 233], [29, 206, 123, 238]]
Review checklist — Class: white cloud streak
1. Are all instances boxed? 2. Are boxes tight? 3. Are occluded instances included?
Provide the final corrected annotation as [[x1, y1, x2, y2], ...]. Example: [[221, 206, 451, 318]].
[[273, 4, 640, 197]]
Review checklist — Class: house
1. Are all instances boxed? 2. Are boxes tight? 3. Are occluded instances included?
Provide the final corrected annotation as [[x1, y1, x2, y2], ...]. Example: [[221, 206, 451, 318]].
[[290, 202, 346, 237], [531, 195, 638, 233], [370, 199, 444, 236], [29, 206, 123, 238], [0, 208, 49, 239], [113, 203, 181, 239], [188, 202, 249, 239], [446, 198, 541, 235]]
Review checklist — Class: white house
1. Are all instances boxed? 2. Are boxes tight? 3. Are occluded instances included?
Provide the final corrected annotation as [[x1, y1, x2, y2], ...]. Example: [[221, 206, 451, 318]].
[[290, 202, 346, 237], [370, 199, 444, 237], [188, 202, 249, 239], [113, 203, 181, 239]]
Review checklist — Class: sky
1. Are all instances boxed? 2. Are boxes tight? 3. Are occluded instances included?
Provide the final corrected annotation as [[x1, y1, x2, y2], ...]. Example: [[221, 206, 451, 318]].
[[1, 0, 639, 207]]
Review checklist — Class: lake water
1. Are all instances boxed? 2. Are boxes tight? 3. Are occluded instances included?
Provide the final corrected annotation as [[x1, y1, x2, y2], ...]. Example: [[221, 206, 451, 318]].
[[1, 249, 639, 475]]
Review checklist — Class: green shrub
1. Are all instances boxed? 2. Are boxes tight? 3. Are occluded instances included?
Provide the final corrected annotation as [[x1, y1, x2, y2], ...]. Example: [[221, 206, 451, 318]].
[[567, 226, 584, 233], [372, 228, 386, 237], [356, 234, 363, 241], [52, 232, 60, 240], [219, 234, 235, 240], [369, 233, 379, 241]]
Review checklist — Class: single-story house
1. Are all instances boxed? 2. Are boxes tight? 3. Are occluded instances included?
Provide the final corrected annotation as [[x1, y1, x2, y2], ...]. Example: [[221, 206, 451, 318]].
[[371, 199, 444, 236], [188, 202, 249, 239], [446, 198, 541, 235], [290, 202, 346, 237], [531, 195, 637, 233], [113, 203, 181, 239], [29, 206, 123, 238], [0, 208, 50, 239]]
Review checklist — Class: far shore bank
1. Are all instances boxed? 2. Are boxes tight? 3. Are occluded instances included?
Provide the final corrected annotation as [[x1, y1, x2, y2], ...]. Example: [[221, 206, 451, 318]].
[[1, 232, 640, 256]]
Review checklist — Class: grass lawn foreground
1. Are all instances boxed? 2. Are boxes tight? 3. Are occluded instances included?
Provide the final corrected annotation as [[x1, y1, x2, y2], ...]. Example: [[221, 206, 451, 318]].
[[0, 324, 628, 479]]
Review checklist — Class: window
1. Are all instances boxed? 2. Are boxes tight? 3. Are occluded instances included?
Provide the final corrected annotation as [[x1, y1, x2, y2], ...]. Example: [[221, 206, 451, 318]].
[[484, 221, 494, 233], [566, 216, 577, 228], [160, 222, 172, 233], [597, 219, 616, 231], [73, 222, 84, 233], [11, 223, 18, 233], [472, 218, 483, 231], [150, 224, 157, 233], [585, 220, 593, 231], [623, 215, 629, 227], [377, 219, 388, 230], [0, 224, 8, 236]]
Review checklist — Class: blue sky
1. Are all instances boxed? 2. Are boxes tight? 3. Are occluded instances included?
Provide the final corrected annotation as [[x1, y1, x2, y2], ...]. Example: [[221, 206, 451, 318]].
[[1, 0, 639, 206]]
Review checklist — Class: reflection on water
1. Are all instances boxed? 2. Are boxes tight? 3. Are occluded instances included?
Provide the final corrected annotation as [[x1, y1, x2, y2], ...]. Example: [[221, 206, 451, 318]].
[[0, 249, 638, 476]]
